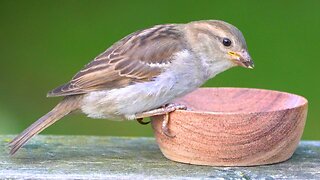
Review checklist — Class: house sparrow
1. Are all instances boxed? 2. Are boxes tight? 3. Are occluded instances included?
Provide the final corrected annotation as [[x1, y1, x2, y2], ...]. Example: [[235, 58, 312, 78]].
[[9, 20, 254, 155]]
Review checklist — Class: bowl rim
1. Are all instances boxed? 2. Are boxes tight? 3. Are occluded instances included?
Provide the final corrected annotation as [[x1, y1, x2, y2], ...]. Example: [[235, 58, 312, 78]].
[[174, 87, 308, 115]]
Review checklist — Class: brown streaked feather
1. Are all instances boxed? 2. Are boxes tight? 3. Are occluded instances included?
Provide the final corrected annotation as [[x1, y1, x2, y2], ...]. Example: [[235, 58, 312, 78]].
[[48, 24, 187, 97]]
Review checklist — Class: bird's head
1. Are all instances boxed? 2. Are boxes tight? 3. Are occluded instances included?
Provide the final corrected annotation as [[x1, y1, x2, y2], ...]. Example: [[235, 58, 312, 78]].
[[185, 20, 254, 75]]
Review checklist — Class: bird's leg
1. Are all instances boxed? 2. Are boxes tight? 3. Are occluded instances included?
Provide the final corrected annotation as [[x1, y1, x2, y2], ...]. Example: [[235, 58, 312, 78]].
[[135, 104, 187, 118], [135, 103, 187, 137]]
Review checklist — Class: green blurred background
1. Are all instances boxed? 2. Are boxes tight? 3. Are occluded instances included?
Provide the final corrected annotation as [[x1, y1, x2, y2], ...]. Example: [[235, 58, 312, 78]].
[[0, 1, 319, 139]]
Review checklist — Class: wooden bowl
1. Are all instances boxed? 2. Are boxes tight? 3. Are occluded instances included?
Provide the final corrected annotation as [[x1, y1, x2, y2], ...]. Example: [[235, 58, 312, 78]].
[[151, 88, 308, 166]]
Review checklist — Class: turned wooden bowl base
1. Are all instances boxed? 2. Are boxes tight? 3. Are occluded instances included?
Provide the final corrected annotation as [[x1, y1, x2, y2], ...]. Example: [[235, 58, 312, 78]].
[[151, 88, 308, 166]]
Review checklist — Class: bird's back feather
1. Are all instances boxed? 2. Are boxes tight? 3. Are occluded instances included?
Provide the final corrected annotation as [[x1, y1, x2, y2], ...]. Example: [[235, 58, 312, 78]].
[[47, 24, 188, 97]]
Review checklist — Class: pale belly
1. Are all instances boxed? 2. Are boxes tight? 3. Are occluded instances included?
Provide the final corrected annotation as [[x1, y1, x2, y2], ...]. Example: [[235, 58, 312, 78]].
[[80, 70, 206, 120]]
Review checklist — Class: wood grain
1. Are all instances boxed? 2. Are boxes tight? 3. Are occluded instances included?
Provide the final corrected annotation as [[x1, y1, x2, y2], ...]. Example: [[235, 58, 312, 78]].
[[151, 88, 308, 166]]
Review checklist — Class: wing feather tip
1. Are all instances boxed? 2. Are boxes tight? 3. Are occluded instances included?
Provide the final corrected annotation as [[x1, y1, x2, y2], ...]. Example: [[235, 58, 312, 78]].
[[46, 91, 56, 97], [47, 84, 86, 97], [46, 84, 68, 97]]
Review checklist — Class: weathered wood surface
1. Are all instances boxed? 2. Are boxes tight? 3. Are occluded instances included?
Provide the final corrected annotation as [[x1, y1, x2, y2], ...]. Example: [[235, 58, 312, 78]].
[[0, 135, 319, 179]]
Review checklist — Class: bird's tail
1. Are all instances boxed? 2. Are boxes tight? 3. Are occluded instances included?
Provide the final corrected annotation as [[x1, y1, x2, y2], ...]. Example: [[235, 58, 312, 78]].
[[9, 96, 82, 155]]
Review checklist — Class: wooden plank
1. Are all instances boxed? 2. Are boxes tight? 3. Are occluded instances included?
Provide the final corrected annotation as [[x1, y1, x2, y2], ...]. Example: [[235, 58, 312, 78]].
[[0, 135, 319, 179]]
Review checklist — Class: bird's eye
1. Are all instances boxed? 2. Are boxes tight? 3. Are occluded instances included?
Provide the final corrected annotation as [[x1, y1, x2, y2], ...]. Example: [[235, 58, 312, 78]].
[[222, 38, 232, 47]]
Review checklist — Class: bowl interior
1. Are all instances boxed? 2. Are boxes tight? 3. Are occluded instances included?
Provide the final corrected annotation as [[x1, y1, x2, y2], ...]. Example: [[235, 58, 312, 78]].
[[175, 88, 307, 114]]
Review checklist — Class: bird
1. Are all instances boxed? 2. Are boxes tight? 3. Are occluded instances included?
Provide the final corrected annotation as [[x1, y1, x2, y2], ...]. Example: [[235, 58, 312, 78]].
[[9, 20, 254, 155]]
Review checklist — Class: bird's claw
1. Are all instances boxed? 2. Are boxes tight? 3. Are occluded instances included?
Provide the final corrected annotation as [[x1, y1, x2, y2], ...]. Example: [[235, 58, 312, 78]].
[[162, 114, 176, 138], [161, 103, 187, 138], [136, 118, 151, 125]]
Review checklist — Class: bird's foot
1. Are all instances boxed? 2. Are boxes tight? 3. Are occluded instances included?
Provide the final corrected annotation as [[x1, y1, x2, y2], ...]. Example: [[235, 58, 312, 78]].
[[135, 103, 187, 137]]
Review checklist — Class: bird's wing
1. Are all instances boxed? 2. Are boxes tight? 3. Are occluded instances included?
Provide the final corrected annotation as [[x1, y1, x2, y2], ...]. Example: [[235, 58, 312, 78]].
[[47, 24, 187, 97]]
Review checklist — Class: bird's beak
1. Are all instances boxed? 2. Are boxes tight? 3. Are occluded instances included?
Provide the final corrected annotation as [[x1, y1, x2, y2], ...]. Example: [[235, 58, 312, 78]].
[[228, 50, 254, 69]]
